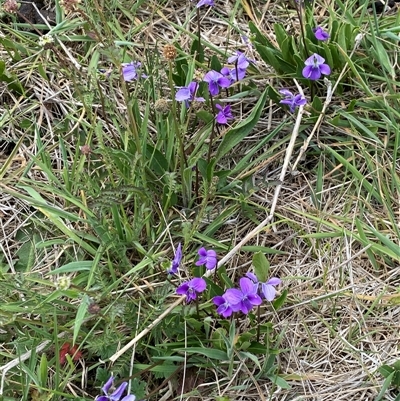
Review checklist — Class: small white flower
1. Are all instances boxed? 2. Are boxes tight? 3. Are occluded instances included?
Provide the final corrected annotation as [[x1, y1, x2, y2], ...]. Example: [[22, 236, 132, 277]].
[[38, 34, 54, 47], [55, 275, 71, 290]]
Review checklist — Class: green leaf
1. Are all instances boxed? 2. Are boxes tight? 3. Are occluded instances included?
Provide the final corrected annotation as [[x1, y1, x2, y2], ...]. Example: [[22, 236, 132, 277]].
[[204, 276, 223, 297], [73, 294, 89, 345], [216, 89, 268, 160], [367, 224, 400, 258], [238, 351, 261, 369], [253, 44, 284, 73], [274, 23, 290, 52], [368, 36, 394, 77], [266, 374, 291, 389], [252, 251, 270, 282], [280, 36, 296, 65], [219, 272, 234, 289], [394, 371, 400, 387], [146, 145, 169, 175], [206, 158, 216, 182], [273, 289, 287, 310], [185, 317, 204, 331], [196, 110, 213, 124], [176, 347, 228, 360], [248, 21, 276, 48], [241, 246, 286, 254], [247, 341, 271, 354], [375, 371, 395, 401], [15, 239, 36, 272], [191, 38, 204, 63], [210, 54, 222, 72], [133, 363, 177, 375], [37, 63, 49, 81], [130, 378, 148, 401], [338, 111, 382, 145], [48, 261, 94, 274], [324, 147, 382, 202], [37, 353, 48, 387], [311, 95, 323, 114], [211, 327, 228, 351]]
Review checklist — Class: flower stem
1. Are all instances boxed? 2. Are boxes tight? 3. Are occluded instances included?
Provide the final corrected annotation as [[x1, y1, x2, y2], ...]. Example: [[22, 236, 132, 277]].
[[207, 95, 220, 164]]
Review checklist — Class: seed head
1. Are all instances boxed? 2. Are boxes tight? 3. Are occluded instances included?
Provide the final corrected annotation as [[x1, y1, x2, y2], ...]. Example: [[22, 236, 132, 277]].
[[154, 98, 170, 113], [80, 144, 91, 155], [88, 302, 101, 314], [3, 0, 18, 14], [163, 44, 177, 61]]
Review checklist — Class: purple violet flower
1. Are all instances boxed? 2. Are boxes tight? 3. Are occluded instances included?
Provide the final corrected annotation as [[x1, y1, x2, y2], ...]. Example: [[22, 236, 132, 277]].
[[279, 89, 307, 112], [96, 376, 136, 401], [302, 53, 331, 80], [224, 277, 262, 314], [176, 277, 207, 302], [313, 26, 330, 41], [215, 104, 234, 124], [261, 277, 282, 301], [195, 0, 214, 7], [220, 66, 246, 84], [175, 81, 205, 108], [195, 247, 217, 270], [213, 294, 235, 318], [167, 243, 182, 275], [203, 70, 231, 96], [245, 272, 282, 301], [245, 272, 258, 283], [227, 50, 254, 70], [121, 61, 147, 82]]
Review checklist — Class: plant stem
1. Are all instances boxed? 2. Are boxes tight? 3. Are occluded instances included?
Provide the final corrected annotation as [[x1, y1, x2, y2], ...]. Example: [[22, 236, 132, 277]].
[[207, 94, 217, 164]]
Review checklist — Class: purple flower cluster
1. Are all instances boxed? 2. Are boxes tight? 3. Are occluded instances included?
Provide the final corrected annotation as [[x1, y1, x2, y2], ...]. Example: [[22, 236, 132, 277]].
[[96, 376, 136, 401], [213, 277, 262, 317], [213, 272, 281, 318], [175, 50, 253, 125], [279, 25, 332, 112], [221, 50, 254, 87], [172, 247, 217, 302], [211, 51, 253, 124], [168, 246, 217, 275], [168, 245, 282, 316]]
